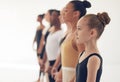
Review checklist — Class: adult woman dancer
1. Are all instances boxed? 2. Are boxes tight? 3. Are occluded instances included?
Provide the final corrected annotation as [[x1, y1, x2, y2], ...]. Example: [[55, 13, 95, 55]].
[[33, 14, 45, 82], [52, 0, 91, 82]]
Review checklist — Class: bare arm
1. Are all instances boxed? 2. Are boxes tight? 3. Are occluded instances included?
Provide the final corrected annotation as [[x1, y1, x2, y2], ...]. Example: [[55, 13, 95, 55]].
[[43, 51, 47, 63], [70, 74, 76, 82], [53, 54, 61, 68], [87, 56, 100, 82], [54, 68, 62, 82], [39, 51, 47, 72], [33, 34, 36, 44], [37, 35, 45, 54], [51, 54, 61, 77]]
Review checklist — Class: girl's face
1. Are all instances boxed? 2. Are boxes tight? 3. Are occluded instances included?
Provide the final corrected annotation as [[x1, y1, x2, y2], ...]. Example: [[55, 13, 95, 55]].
[[37, 16, 42, 22], [63, 3, 75, 23], [76, 17, 92, 45], [45, 11, 51, 22], [59, 8, 65, 24]]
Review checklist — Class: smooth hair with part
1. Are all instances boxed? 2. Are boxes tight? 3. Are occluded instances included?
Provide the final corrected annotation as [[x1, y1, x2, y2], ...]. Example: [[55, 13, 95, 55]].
[[70, 0, 91, 18], [85, 12, 111, 38]]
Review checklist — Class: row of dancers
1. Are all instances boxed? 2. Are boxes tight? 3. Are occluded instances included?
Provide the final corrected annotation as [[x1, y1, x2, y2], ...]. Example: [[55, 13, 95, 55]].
[[33, 0, 111, 82]]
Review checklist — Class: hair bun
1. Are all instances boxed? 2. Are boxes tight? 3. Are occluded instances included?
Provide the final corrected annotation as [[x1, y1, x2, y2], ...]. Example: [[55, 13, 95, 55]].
[[83, 0, 91, 8], [97, 12, 111, 27]]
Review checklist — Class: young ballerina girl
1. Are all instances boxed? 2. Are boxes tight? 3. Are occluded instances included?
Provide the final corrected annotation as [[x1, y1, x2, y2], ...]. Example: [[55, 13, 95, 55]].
[[76, 12, 110, 82]]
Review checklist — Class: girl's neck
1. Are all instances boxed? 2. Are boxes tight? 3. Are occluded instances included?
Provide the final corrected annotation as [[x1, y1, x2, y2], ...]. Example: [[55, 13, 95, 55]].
[[40, 22, 43, 26], [66, 20, 78, 35], [54, 26, 61, 31], [84, 40, 99, 55], [39, 22, 44, 29], [50, 26, 61, 33]]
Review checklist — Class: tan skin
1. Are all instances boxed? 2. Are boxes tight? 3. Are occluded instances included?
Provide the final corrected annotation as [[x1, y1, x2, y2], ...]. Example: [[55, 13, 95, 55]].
[[36, 11, 51, 68], [33, 16, 45, 65], [51, 8, 65, 82], [52, 3, 85, 82], [44, 11, 62, 75], [44, 26, 61, 74], [33, 16, 46, 82], [37, 10, 51, 55], [63, 2, 85, 53], [33, 16, 44, 46], [76, 17, 101, 82]]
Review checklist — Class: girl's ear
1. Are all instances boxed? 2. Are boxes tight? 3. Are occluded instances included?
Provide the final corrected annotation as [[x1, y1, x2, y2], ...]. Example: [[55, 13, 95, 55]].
[[90, 28, 98, 38], [73, 11, 80, 18]]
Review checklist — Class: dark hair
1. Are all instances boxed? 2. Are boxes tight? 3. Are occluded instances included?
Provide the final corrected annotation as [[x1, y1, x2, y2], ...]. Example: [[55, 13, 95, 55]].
[[48, 9, 60, 16], [54, 10, 60, 16], [85, 12, 111, 38], [70, 0, 91, 18], [52, 10, 61, 27], [38, 14, 45, 19], [48, 9, 56, 15], [47, 9, 56, 27]]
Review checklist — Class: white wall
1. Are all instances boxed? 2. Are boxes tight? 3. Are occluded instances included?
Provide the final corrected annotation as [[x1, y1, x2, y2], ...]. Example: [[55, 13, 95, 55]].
[[0, 0, 120, 82]]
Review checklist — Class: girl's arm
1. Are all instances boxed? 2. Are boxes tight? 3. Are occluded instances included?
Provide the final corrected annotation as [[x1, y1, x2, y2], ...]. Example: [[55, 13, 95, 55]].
[[37, 35, 45, 54], [86, 56, 100, 82], [70, 74, 76, 82], [51, 55, 61, 77]]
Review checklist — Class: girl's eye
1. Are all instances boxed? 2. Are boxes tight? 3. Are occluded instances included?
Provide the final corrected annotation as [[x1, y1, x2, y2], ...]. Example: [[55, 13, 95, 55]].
[[64, 9, 68, 12], [77, 27, 81, 30]]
